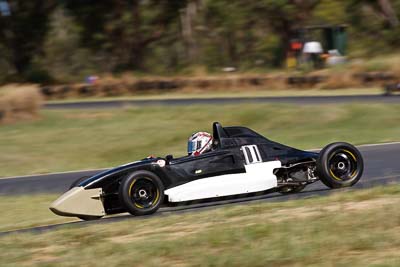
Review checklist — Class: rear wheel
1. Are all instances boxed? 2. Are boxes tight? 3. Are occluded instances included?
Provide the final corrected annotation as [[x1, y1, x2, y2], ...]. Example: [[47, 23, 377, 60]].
[[119, 171, 164, 216], [317, 142, 363, 188]]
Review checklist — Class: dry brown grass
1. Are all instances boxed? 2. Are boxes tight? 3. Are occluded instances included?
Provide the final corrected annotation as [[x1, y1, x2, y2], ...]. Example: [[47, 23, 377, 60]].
[[2, 185, 400, 266], [40, 70, 397, 100], [317, 71, 361, 89], [0, 84, 43, 124], [24, 54, 400, 100]]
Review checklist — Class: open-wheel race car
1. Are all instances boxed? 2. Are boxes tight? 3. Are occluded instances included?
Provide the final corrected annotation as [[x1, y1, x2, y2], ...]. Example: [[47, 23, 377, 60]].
[[50, 122, 364, 220], [384, 82, 400, 96]]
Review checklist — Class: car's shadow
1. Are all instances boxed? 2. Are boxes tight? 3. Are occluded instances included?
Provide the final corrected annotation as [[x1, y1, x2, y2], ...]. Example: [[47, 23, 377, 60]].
[[100, 186, 334, 222], [0, 186, 333, 236], [2, 176, 398, 236], [108, 174, 400, 221]]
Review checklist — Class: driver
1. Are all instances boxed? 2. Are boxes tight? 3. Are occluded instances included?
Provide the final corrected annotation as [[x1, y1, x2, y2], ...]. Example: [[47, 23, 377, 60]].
[[187, 132, 213, 156]]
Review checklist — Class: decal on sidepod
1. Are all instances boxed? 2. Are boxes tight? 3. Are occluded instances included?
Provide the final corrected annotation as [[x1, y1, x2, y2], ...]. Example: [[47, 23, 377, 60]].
[[165, 160, 281, 202]]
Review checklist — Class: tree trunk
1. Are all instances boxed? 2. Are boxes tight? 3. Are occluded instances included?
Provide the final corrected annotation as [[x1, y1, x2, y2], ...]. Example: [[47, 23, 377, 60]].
[[13, 56, 29, 75], [11, 39, 31, 75], [377, 0, 399, 27], [180, 0, 201, 64], [226, 31, 237, 67], [272, 19, 293, 67]]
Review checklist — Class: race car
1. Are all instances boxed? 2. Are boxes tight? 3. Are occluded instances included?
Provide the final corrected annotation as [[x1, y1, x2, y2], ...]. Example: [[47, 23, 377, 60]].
[[384, 82, 400, 96], [50, 122, 363, 220]]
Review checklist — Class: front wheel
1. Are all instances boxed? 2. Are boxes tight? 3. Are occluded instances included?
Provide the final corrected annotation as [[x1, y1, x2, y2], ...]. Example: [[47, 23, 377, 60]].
[[317, 142, 363, 189], [119, 171, 164, 216]]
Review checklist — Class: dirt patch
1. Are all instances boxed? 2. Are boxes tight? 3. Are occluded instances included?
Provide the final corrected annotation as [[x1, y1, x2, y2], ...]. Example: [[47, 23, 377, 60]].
[[108, 234, 146, 244], [22, 245, 62, 266], [342, 247, 400, 265], [107, 222, 213, 244], [340, 197, 399, 211], [108, 197, 400, 245], [267, 197, 400, 223], [215, 197, 400, 225]]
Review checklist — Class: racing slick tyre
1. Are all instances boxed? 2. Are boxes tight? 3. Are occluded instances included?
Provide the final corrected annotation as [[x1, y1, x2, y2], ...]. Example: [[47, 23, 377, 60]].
[[317, 142, 363, 189], [119, 170, 164, 216], [278, 184, 307, 195]]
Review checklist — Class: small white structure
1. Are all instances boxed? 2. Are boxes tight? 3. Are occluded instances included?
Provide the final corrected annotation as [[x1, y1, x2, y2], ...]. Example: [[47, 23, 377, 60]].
[[326, 49, 346, 65], [303, 41, 323, 54]]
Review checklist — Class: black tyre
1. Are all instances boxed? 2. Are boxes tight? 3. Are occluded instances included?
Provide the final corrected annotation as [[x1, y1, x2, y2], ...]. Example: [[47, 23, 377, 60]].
[[78, 215, 102, 221], [317, 142, 363, 188], [69, 176, 90, 190], [119, 171, 164, 216], [278, 184, 307, 195]]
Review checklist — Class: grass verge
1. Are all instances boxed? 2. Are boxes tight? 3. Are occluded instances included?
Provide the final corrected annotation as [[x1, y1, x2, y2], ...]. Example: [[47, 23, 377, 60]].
[[1, 185, 400, 266], [46, 87, 382, 103], [0, 194, 75, 232], [1, 103, 400, 177]]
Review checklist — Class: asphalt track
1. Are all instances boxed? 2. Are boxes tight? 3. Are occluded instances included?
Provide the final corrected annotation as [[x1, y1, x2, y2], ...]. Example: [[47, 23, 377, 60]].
[[44, 94, 400, 109], [0, 142, 399, 236]]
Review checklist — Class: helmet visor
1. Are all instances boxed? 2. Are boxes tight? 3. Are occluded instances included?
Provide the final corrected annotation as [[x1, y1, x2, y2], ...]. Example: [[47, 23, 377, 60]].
[[188, 140, 201, 154]]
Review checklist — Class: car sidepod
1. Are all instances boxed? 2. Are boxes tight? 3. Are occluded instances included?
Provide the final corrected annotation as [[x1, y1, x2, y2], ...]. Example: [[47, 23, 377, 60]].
[[164, 160, 281, 202]]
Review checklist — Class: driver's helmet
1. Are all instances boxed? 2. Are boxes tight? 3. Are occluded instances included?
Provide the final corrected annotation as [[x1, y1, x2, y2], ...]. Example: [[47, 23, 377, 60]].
[[187, 132, 213, 156]]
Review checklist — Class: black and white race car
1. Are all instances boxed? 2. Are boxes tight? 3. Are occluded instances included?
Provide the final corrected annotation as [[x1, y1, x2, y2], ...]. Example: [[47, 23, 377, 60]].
[[384, 82, 400, 95], [50, 122, 363, 220]]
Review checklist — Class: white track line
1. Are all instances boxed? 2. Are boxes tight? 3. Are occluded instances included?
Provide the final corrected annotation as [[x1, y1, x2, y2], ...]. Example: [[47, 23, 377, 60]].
[[367, 174, 400, 182], [2, 141, 400, 180], [0, 168, 109, 180], [308, 141, 400, 152], [357, 141, 400, 147]]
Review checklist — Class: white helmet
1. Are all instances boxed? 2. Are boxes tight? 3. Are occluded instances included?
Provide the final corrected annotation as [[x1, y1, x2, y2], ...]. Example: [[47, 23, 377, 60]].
[[187, 132, 213, 156]]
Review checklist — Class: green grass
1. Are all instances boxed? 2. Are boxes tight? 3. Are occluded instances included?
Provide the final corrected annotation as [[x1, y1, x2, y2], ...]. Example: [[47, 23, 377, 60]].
[[0, 194, 75, 232], [1, 185, 400, 266], [1, 103, 400, 177], [47, 87, 382, 103]]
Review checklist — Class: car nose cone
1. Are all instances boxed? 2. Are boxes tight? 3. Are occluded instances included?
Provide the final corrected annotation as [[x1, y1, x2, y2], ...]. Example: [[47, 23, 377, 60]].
[[50, 187, 105, 217]]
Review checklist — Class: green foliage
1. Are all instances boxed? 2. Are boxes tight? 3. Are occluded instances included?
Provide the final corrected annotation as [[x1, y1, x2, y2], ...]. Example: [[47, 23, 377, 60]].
[[313, 0, 348, 24], [0, 1, 56, 79], [64, 0, 186, 72], [36, 7, 98, 83], [0, 0, 399, 81]]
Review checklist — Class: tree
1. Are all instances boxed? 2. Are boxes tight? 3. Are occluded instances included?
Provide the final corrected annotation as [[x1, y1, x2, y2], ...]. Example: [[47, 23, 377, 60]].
[[65, 0, 186, 71], [377, 0, 399, 27], [180, 0, 202, 64], [252, 0, 321, 62], [349, 0, 399, 28], [0, 1, 56, 76]]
